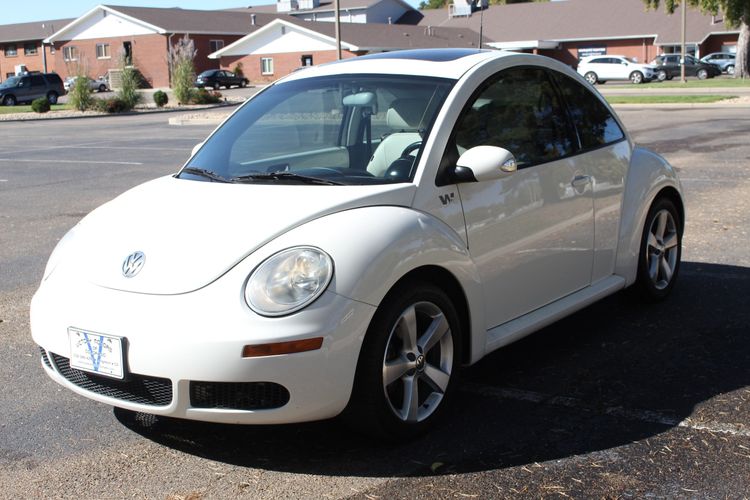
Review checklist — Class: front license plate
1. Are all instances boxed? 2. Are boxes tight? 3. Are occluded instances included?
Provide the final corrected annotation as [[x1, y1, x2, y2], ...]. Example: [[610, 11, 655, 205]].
[[68, 328, 125, 379]]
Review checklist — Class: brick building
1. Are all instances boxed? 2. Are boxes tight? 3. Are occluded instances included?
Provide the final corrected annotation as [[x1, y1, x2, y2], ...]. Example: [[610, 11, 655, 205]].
[[42, 5, 288, 88], [0, 18, 73, 81], [413, 0, 740, 65], [210, 17, 486, 83]]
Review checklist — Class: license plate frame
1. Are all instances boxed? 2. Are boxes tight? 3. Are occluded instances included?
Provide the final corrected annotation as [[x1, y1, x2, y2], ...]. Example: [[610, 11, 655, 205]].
[[68, 327, 125, 380]]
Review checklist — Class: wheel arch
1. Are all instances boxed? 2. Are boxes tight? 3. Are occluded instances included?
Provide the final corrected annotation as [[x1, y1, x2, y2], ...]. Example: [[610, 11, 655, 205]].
[[387, 265, 473, 366], [615, 147, 685, 286]]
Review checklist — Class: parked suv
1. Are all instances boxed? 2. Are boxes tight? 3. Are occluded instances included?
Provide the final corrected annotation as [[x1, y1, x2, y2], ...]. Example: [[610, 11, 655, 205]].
[[700, 52, 736, 75], [651, 54, 721, 81], [577, 55, 657, 84], [0, 72, 65, 106]]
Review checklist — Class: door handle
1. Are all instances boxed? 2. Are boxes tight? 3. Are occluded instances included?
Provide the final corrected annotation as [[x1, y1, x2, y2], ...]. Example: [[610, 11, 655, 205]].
[[571, 174, 592, 188]]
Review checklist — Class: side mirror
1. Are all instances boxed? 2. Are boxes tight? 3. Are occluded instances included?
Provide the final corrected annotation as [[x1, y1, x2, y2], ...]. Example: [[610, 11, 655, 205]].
[[191, 142, 204, 157], [452, 146, 517, 183]]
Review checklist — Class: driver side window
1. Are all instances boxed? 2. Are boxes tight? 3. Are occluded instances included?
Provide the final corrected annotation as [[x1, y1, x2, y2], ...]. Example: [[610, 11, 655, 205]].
[[446, 67, 574, 169]]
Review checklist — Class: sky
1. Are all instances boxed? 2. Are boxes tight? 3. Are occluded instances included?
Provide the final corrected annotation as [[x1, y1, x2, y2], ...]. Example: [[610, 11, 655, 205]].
[[2, 0, 422, 25]]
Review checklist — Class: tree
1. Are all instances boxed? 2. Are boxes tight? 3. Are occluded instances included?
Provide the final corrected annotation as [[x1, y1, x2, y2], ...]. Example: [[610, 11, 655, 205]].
[[643, 0, 749, 78]]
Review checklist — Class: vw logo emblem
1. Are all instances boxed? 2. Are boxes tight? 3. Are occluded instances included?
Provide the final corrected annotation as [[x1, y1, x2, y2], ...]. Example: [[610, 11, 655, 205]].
[[122, 251, 145, 278]]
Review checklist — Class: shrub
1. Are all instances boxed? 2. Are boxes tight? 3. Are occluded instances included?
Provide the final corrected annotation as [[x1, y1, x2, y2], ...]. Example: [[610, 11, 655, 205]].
[[69, 75, 93, 111], [117, 64, 141, 111], [91, 97, 130, 114], [168, 34, 197, 105], [153, 90, 168, 108], [233, 62, 244, 78], [190, 88, 222, 104], [31, 97, 50, 113]]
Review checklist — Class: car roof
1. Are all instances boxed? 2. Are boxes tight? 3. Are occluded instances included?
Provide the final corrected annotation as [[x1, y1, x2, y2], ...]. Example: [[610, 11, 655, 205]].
[[281, 49, 504, 82]]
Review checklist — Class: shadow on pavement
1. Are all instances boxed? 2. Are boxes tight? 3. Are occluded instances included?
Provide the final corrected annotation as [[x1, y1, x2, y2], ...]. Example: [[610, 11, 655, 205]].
[[115, 261, 750, 477]]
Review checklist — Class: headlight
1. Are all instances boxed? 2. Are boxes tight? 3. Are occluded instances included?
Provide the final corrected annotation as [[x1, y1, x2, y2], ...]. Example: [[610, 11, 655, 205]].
[[244, 247, 333, 316]]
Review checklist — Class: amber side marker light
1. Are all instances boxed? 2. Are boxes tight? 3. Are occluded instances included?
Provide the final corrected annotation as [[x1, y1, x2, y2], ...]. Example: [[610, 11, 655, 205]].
[[242, 337, 324, 358]]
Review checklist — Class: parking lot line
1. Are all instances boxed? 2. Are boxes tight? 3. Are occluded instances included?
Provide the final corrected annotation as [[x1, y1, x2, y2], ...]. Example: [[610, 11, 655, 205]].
[[0, 159, 143, 166], [462, 383, 750, 438]]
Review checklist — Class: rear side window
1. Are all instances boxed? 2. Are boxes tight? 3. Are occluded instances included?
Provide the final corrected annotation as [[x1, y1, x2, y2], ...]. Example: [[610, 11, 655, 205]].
[[553, 72, 625, 150], [30, 75, 45, 87]]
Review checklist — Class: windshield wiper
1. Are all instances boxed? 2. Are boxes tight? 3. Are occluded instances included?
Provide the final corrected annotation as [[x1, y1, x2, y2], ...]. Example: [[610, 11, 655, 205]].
[[179, 167, 231, 183], [231, 172, 344, 186]]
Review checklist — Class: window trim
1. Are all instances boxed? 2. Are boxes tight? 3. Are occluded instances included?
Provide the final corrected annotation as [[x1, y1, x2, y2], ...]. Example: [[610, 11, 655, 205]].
[[4, 44, 18, 57], [261, 57, 274, 75], [23, 43, 38, 56], [96, 43, 111, 60], [63, 45, 78, 62], [209, 39, 225, 53]]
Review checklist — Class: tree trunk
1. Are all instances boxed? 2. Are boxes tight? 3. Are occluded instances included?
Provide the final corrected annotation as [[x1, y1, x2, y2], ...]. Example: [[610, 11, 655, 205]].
[[737, 18, 749, 79]]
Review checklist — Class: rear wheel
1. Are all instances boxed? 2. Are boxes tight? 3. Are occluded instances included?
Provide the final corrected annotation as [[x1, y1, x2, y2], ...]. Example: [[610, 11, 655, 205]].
[[213, 82, 221, 90], [345, 282, 461, 439], [697, 68, 709, 80], [657, 70, 667, 82], [584, 71, 598, 85], [633, 197, 682, 302], [46, 91, 58, 104], [630, 71, 644, 84], [98, 84, 107, 92]]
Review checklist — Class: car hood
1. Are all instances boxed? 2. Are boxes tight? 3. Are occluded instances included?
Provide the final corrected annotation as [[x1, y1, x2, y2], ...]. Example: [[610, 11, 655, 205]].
[[68, 175, 416, 294]]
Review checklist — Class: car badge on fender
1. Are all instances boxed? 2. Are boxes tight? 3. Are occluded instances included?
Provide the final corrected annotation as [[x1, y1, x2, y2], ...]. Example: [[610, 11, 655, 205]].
[[122, 251, 145, 278]]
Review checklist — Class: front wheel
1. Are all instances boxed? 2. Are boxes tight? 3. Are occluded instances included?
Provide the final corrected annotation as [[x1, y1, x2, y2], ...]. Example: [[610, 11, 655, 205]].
[[584, 71, 598, 85], [213, 82, 221, 90], [633, 197, 682, 302], [727, 65, 735, 76], [345, 282, 461, 439], [630, 71, 644, 84], [98, 84, 107, 92], [3, 94, 16, 106]]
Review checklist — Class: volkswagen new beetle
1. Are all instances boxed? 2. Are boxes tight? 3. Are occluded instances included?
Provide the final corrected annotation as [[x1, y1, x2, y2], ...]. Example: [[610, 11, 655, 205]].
[[32, 49, 684, 437]]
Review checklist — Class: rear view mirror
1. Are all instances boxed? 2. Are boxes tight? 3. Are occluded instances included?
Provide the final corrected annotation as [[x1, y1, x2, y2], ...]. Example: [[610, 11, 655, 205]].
[[342, 92, 377, 113], [453, 146, 517, 183]]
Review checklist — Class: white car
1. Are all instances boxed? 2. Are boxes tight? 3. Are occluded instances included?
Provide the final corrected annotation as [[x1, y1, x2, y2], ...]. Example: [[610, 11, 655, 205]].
[[577, 55, 657, 84], [32, 49, 684, 437]]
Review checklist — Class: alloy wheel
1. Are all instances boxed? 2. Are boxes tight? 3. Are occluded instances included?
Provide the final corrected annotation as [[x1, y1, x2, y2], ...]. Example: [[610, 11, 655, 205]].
[[645, 209, 679, 290]]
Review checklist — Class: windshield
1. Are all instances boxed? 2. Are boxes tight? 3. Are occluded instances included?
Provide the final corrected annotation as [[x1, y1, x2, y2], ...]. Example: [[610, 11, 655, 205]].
[[1, 76, 20, 87], [198, 70, 216, 77], [180, 74, 453, 185]]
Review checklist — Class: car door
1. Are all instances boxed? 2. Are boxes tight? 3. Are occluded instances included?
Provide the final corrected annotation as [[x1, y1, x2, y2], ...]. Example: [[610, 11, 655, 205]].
[[449, 67, 595, 329]]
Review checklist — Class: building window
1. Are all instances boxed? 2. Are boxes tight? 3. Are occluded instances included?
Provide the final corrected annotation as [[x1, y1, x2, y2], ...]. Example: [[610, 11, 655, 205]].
[[63, 46, 78, 61], [261, 57, 274, 75], [4, 44, 17, 57], [24, 43, 38, 55], [209, 40, 224, 53], [96, 43, 110, 59]]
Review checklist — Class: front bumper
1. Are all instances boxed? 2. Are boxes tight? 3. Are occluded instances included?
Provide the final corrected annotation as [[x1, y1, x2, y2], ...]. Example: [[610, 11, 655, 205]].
[[31, 265, 376, 424]]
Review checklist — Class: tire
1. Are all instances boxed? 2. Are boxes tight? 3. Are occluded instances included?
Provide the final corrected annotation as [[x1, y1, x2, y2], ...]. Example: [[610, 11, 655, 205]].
[[240, 80, 247, 88], [3, 94, 16, 106], [666, 75, 674, 81], [697, 69, 708, 80], [630, 71, 644, 84], [657, 70, 667, 82], [98, 84, 107, 92], [632, 197, 682, 302], [584, 71, 598, 85], [727, 65, 735, 76], [213, 82, 221, 90], [46, 92, 58, 104], [345, 281, 462, 439]]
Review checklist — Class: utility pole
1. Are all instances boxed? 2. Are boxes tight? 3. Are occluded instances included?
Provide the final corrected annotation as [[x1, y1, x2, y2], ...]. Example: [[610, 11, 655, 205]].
[[335, 0, 342, 60], [680, 0, 687, 83]]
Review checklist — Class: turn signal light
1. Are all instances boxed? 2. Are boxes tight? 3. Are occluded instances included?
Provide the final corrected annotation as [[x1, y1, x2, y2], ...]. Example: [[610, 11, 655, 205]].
[[242, 337, 324, 358]]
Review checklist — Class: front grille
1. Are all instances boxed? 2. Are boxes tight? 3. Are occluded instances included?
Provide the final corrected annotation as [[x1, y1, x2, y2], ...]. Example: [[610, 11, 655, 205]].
[[39, 346, 53, 369], [50, 353, 172, 406], [190, 381, 290, 410]]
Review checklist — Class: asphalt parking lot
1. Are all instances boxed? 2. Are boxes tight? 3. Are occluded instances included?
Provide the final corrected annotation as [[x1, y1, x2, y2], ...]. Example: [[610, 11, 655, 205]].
[[0, 105, 748, 498]]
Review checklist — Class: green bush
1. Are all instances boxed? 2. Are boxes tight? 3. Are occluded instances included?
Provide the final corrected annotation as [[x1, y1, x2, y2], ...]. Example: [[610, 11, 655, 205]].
[[31, 97, 50, 113], [153, 90, 168, 108], [168, 35, 197, 105], [233, 62, 244, 78], [69, 75, 93, 111], [117, 66, 141, 110], [91, 97, 130, 114], [190, 88, 222, 104]]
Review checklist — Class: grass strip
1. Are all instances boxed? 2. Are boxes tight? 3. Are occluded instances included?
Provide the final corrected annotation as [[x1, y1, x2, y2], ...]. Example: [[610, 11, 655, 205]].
[[0, 104, 72, 115], [606, 95, 736, 104]]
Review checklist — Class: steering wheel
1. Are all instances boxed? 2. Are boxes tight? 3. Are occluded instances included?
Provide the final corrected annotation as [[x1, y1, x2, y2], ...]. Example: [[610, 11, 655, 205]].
[[400, 141, 422, 158]]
